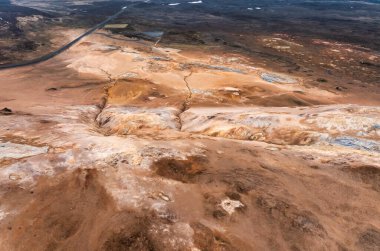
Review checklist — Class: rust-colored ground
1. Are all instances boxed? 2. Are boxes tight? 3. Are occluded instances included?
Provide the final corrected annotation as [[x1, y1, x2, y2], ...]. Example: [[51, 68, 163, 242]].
[[0, 29, 379, 251]]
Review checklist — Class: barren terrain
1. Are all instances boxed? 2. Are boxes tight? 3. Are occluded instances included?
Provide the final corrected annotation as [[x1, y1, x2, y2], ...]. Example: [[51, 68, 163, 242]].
[[0, 0, 380, 250]]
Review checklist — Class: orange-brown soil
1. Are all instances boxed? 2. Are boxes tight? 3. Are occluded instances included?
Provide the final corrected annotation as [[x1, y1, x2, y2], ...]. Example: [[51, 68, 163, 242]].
[[0, 29, 379, 251]]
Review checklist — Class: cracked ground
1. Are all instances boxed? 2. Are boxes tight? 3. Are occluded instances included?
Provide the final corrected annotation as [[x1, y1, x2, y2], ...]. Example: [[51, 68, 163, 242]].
[[0, 28, 379, 251]]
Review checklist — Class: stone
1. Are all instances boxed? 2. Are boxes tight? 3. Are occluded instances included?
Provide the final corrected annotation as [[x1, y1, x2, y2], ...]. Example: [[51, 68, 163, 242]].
[[0, 107, 13, 115]]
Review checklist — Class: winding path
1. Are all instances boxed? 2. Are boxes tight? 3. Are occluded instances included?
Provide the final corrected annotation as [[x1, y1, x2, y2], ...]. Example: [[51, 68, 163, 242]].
[[0, 6, 128, 70]]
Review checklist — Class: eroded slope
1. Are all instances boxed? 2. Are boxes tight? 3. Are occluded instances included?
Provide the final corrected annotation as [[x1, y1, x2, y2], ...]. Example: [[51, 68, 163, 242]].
[[0, 29, 379, 251]]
